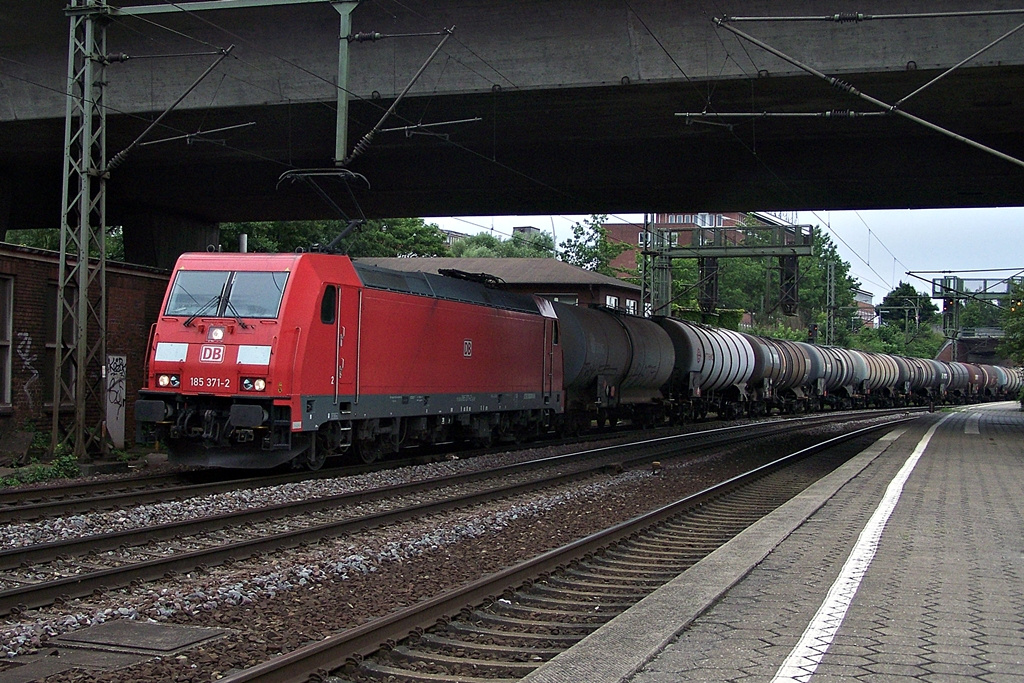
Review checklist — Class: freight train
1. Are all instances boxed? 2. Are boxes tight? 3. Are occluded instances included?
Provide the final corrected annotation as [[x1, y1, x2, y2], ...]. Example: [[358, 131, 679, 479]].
[[134, 253, 1022, 469]]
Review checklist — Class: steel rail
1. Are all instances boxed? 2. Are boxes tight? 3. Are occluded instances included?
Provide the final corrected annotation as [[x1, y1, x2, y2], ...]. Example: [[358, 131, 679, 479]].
[[0, 409, 914, 570], [0, 411, 909, 616], [217, 416, 920, 683], [0, 472, 192, 508], [0, 452, 470, 522], [0, 409, 923, 522]]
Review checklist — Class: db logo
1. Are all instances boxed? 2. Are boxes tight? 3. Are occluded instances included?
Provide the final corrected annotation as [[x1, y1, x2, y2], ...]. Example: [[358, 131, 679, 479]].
[[200, 345, 225, 363], [463, 339, 473, 358]]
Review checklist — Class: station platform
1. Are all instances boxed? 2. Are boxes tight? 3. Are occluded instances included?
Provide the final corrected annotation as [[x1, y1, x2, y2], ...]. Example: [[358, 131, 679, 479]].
[[523, 402, 1024, 683]]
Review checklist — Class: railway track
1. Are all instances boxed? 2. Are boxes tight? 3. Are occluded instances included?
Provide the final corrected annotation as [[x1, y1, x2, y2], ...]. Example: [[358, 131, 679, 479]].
[[219, 419, 909, 683], [0, 456, 453, 523], [0, 411, 911, 618], [0, 409, 919, 524], [0, 419, 693, 519]]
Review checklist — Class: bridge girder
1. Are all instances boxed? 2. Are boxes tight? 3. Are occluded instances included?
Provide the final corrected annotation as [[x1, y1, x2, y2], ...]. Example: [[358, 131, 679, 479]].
[[2, 1, 1024, 246]]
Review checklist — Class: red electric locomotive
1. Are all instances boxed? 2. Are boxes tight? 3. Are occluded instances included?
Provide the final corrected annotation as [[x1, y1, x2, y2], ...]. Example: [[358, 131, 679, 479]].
[[135, 253, 563, 469]]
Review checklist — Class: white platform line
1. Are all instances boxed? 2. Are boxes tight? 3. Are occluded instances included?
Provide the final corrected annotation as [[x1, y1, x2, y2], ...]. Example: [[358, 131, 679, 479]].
[[965, 413, 981, 435], [770, 413, 954, 683]]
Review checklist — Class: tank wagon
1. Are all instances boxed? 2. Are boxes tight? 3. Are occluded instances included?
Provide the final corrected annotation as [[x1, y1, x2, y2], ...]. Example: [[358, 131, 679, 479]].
[[135, 253, 1023, 469], [552, 302, 674, 432]]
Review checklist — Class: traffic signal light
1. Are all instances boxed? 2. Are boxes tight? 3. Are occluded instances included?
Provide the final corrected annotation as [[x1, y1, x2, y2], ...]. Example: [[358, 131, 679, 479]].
[[808, 324, 819, 343]]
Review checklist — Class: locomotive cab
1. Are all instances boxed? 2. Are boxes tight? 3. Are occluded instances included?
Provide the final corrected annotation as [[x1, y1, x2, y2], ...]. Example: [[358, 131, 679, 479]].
[[135, 253, 349, 468]]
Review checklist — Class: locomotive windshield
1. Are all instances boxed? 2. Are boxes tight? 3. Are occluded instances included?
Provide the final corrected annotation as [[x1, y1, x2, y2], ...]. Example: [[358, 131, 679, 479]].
[[166, 270, 289, 320]]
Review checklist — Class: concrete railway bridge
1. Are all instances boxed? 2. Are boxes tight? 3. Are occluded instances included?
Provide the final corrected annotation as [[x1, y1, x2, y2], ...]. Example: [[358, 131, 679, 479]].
[[2, 0, 1024, 269]]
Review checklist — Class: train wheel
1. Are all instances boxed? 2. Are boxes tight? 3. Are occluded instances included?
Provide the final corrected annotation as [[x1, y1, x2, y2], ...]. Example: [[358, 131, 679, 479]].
[[303, 441, 326, 471], [355, 438, 383, 464]]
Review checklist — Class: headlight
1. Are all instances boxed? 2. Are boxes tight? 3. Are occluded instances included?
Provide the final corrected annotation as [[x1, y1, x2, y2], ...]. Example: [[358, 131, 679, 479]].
[[156, 374, 180, 388], [208, 326, 226, 341], [242, 377, 266, 392]]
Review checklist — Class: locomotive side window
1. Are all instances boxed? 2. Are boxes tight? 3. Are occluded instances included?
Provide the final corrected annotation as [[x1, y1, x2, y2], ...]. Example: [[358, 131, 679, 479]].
[[321, 285, 337, 324]]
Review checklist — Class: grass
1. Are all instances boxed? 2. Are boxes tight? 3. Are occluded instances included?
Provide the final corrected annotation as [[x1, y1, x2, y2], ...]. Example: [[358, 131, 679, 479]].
[[0, 449, 81, 488]]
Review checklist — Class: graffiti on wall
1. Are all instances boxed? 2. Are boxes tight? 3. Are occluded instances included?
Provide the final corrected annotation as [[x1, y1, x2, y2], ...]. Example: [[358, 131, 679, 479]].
[[106, 354, 127, 449], [16, 331, 39, 411]]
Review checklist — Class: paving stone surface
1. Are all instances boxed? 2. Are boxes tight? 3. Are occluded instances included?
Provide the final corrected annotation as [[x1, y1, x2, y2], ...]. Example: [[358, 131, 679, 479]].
[[627, 403, 1024, 683]]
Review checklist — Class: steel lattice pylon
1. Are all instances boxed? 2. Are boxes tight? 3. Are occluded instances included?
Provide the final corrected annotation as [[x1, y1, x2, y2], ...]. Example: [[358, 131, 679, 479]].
[[54, 0, 108, 457], [52, 0, 365, 457]]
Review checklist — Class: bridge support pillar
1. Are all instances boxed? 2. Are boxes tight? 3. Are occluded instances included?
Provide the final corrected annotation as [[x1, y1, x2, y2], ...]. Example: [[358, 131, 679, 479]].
[[122, 213, 220, 270]]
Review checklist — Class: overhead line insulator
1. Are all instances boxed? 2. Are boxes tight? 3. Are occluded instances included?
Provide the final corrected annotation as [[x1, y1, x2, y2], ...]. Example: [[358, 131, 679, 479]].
[[349, 31, 384, 42], [831, 13, 868, 23]]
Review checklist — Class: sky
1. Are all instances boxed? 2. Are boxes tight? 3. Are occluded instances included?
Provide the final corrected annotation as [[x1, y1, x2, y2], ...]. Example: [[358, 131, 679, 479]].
[[424, 208, 1024, 304]]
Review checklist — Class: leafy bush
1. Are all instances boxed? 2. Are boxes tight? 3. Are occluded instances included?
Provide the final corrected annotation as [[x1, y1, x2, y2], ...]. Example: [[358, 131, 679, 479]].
[[20, 419, 50, 452], [0, 449, 80, 488]]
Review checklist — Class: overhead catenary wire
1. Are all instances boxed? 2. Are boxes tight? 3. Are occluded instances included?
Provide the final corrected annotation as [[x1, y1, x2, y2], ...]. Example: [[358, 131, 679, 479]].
[[115, 3, 519, 173], [855, 211, 911, 278], [9, 12, 905, 317], [895, 18, 1024, 108], [56, 0, 794, 249], [34, 2, 864, 286], [3, 0, 959, 293], [695, 5, 1009, 293], [627, 2, 908, 294], [93, 4, 544, 219], [340, 27, 453, 165], [418, 0, 913, 296], [713, 17, 1024, 171], [687, 6, 1024, 289], [720, 9, 1024, 22], [905, 270, 1024, 310], [106, 44, 236, 172], [376, 0, 520, 89], [138, 120, 256, 146]]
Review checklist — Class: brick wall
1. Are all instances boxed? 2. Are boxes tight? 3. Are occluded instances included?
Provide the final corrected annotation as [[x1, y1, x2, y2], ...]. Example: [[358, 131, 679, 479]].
[[0, 245, 169, 448]]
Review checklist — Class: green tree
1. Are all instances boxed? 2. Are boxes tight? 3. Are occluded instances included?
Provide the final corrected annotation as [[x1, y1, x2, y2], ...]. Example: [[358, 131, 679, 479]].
[[904, 329, 945, 359], [794, 230, 858, 345], [851, 324, 907, 355], [674, 225, 857, 342], [558, 214, 628, 277], [747, 323, 806, 341], [5, 228, 61, 251], [876, 282, 939, 332], [998, 282, 1024, 364], [219, 220, 337, 253], [717, 258, 768, 312], [5, 225, 126, 261], [219, 218, 450, 257], [450, 230, 555, 258], [334, 218, 450, 257], [868, 282, 944, 358], [960, 297, 1003, 329]]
